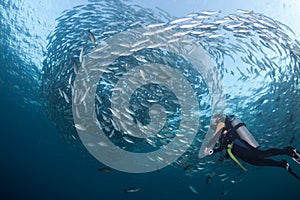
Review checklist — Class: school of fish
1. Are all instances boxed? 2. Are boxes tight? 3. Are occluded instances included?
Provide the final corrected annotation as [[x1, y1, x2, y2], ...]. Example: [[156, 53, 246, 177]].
[[41, 0, 300, 191]]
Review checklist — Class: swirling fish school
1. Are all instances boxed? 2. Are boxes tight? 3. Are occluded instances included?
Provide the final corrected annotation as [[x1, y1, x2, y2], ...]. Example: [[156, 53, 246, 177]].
[[42, 0, 299, 179]]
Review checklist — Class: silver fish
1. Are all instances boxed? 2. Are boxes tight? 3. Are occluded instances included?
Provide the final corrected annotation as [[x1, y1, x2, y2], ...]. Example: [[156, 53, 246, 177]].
[[213, 18, 230, 24], [236, 9, 252, 14], [129, 21, 141, 27], [75, 123, 86, 131], [147, 23, 165, 28], [170, 17, 192, 24], [208, 34, 223, 39], [221, 176, 229, 182], [173, 31, 191, 37], [198, 24, 217, 29], [108, 129, 115, 138], [68, 74, 73, 85], [134, 55, 148, 63], [58, 88, 63, 98], [88, 30, 96, 43], [79, 46, 84, 63], [62, 91, 70, 103], [102, 30, 118, 35], [139, 69, 146, 80], [226, 22, 244, 29], [79, 87, 90, 105], [201, 10, 219, 15], [188, 185, 199, 195], [164, 25, 177, 31], [125, 187, 140, 193], [73, 60, 79, 74], [123, 136, 134, 144], [97, 141, 108, 147], [132, 39, 150, 48]]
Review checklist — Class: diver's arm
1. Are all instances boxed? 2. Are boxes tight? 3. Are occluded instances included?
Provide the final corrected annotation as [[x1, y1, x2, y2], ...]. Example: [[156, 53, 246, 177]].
[[206, 122, 225, 148], [203, 122, 225, 156], [206, 131, 222, 148]]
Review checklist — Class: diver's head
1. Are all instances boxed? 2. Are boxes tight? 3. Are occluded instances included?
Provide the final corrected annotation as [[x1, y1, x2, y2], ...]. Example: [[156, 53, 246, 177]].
[[210, 114, 225, 130]]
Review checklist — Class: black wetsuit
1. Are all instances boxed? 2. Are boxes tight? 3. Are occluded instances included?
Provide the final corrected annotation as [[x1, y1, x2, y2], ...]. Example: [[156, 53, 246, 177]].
[[213, 117, 290, 169]]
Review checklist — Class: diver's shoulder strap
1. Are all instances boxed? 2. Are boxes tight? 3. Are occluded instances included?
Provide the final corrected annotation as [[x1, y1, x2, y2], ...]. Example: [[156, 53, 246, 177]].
[[232, 122, 246, 132], [227, 143, 247, 171]]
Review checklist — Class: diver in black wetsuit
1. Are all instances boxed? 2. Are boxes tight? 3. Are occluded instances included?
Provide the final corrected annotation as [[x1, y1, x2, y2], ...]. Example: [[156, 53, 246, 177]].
[[207, 115, 300, 180]]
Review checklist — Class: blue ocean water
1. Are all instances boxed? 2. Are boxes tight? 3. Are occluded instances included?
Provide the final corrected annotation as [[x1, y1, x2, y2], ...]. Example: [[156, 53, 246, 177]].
[[1, 0, 300, 199]]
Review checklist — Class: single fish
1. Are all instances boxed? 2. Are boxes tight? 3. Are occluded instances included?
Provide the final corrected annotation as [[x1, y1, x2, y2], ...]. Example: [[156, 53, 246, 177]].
[[129, 21, 141, 27], [75, 123, 86, 131], [198, 24, 216, 29], [213, 18, 230, 24], [102, 30, 118, 35], [132, 39, 150, 48], [124, 187, 140, 193], [236, 9, 252, 14], [173, 31, 191, 37], [206, 175, 212, 184], [226, 22, 244, 29], [208, 34, 223, 39], [79, 46, 84, 63], [68, 74, 73, 85], [201, 10, 219, 15], [88, 30, 96, 43], [188, 185, 199, 195], [58, 88, 63, 98], [97, 167, 112, 173], [123, 136, 134, 144], [147, 23, 165, 28], [170, 17, 192, 24], [221, 176, 229, 182], [62, 91, 70, 103], [73, 60, 79, 74], [183, 164, 193, 171]]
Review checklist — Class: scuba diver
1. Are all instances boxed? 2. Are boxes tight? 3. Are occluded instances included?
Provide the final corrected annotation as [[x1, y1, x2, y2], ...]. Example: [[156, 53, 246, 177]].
[[204, 114, 300, 180]]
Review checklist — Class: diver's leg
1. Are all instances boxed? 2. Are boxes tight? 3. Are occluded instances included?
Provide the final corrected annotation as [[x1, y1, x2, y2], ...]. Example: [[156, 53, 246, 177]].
[[247, 158, 286, 168], [232, 145, 286, 165], [256, 148, 287, 159], [257, 146, 300, 160], [250, 159, 300, 180]]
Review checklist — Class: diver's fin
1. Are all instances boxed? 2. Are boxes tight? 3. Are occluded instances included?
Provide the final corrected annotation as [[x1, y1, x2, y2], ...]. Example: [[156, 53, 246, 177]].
[[292, 157, 300, 165], [291, 149, 300, 165], [286, 164, 300, 181]]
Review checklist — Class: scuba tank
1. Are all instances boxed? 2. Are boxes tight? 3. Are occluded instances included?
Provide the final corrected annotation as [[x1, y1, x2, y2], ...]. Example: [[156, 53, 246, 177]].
[[231, 118, 259, 148]]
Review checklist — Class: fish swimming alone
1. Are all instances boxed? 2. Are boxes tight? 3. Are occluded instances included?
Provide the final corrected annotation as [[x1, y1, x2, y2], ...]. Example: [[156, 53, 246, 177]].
[[188, 185, 199, 195], [124, 187, 141, 193], [97, 167, 112, 173]]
